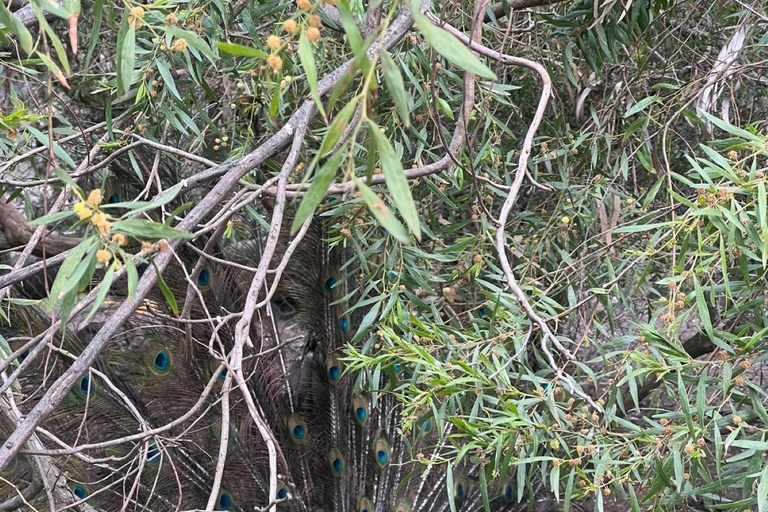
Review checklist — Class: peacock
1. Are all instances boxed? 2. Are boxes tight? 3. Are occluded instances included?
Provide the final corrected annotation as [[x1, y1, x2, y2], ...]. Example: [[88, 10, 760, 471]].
[[0, 149, 534, 512]]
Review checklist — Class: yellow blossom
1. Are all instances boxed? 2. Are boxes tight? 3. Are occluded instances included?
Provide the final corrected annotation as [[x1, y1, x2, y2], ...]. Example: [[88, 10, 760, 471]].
[[171, 38, 188, 52], [128, 6, 145, 28], [96, 249, 111, 264], [111, 233, 127, 246], [266, 54, 283, 71], [141, 241, 154, 252], [297, 0, 311, 9], [283, 19, 298, 34], [74, 202, 92, 220], [309, 14, 322, 28], [306, 27, 321, 43], [87, 189, 103, 207], [166, 12, 178, 24], [267, 35, 281, 50], [91, 212, 112, 236]]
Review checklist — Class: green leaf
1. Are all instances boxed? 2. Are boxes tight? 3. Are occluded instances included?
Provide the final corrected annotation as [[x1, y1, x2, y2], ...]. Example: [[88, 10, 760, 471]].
[[216, 41, 268, 58], [759, 464, 768, 512], [33, 4, 70, 74], [613, 221, 673, 233], [37, 52, 68, 86], [693, 275, 713, 338], [0, 333, 14, 368], [336, 0, 371, 79], [24, 128, 76, 168], [436, 97, 454, 120], [161, 26, 217, 64], [156, 58, 182, 101], [623, 96, 661, 118], [335, 0, 363, 54], [83, 260, 116, 323], [380, 51, 410, 127], [318, 97, 358, 158], [298, 29, 326, 120], [116, 15, 135, 96], [52, 166, 83, 197], [125, 257, 138, 301], [0, 2, 34, 55], [28, 210, 76, 226], [33, 0, 75, 19], [106, 182, 185, 216], [84, 0, 102, 68], [60, 243, 98, 296], [46, 237, 97, 314], [113, 219, 193, 240], [354, 177, 409, 243], [410, 9, 496, 81], [291, 148, 345, 234], [154, 263, 179, 316], [368, 121, 421, 240], [702, 111, 764, 143]]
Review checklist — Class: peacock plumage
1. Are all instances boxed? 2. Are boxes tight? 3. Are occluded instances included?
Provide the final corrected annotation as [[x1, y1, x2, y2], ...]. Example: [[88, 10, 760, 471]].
[[0, 151, 531, 512]]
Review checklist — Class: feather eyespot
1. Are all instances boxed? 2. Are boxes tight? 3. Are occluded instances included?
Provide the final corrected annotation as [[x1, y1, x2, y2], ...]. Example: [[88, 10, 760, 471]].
[[276, 481, 290, 501], [324, 277, 336, 292], [217, 491, 232, 510], [328, 449, 345, 476], [152, 350, 171, 373], [107, 193, 119, 204], [288, 414, 307, 443], [76, 375, 95, 397], [358, 497, 373, 512], [395, 501, 412, 512], [373, 437, 390, 468], [503, 481, 514, 502], [197, 267, 212, 288], [339, 316, 349, 331], [326, 354, 342, 382], [453, 475, 469, 500], [72, 485, 87, 499], [352, 395, 369, 425]]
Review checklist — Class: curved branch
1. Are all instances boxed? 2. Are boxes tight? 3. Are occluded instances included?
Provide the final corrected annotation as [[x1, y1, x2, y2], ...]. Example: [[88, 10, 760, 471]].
[[426, 12, 599, 408]]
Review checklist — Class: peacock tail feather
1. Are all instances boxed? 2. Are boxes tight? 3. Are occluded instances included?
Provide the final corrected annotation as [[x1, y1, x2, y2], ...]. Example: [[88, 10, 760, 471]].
[[0, 158, 533, 511]]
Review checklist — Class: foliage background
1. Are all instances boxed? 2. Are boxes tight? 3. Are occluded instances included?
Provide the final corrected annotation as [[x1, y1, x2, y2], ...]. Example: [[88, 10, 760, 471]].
[[1, 0, 768, 510]]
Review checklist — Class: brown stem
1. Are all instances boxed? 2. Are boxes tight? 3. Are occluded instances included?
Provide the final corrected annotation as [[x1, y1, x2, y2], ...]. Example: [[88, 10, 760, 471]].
[[0, 199, 80, 257]]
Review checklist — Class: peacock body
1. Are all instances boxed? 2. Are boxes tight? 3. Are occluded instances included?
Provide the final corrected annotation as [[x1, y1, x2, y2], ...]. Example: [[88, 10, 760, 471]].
[[0, 157, 529, 512]]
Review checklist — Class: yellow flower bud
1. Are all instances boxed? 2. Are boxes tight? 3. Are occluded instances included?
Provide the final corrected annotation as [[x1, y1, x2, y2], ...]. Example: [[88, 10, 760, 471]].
[[309, 14, 322, 28], [283, 19, 298, 34], [267, 35, 281, 50], [171, 38, 188, 53], [306, 27, 321, 43], [128, 6, 145, 28], [266, 54, 283, 71], [74, 202, 92, 220], [86, 189, 103, 208], [111, 233, 127, 246], [96, 249, 111, 264]]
